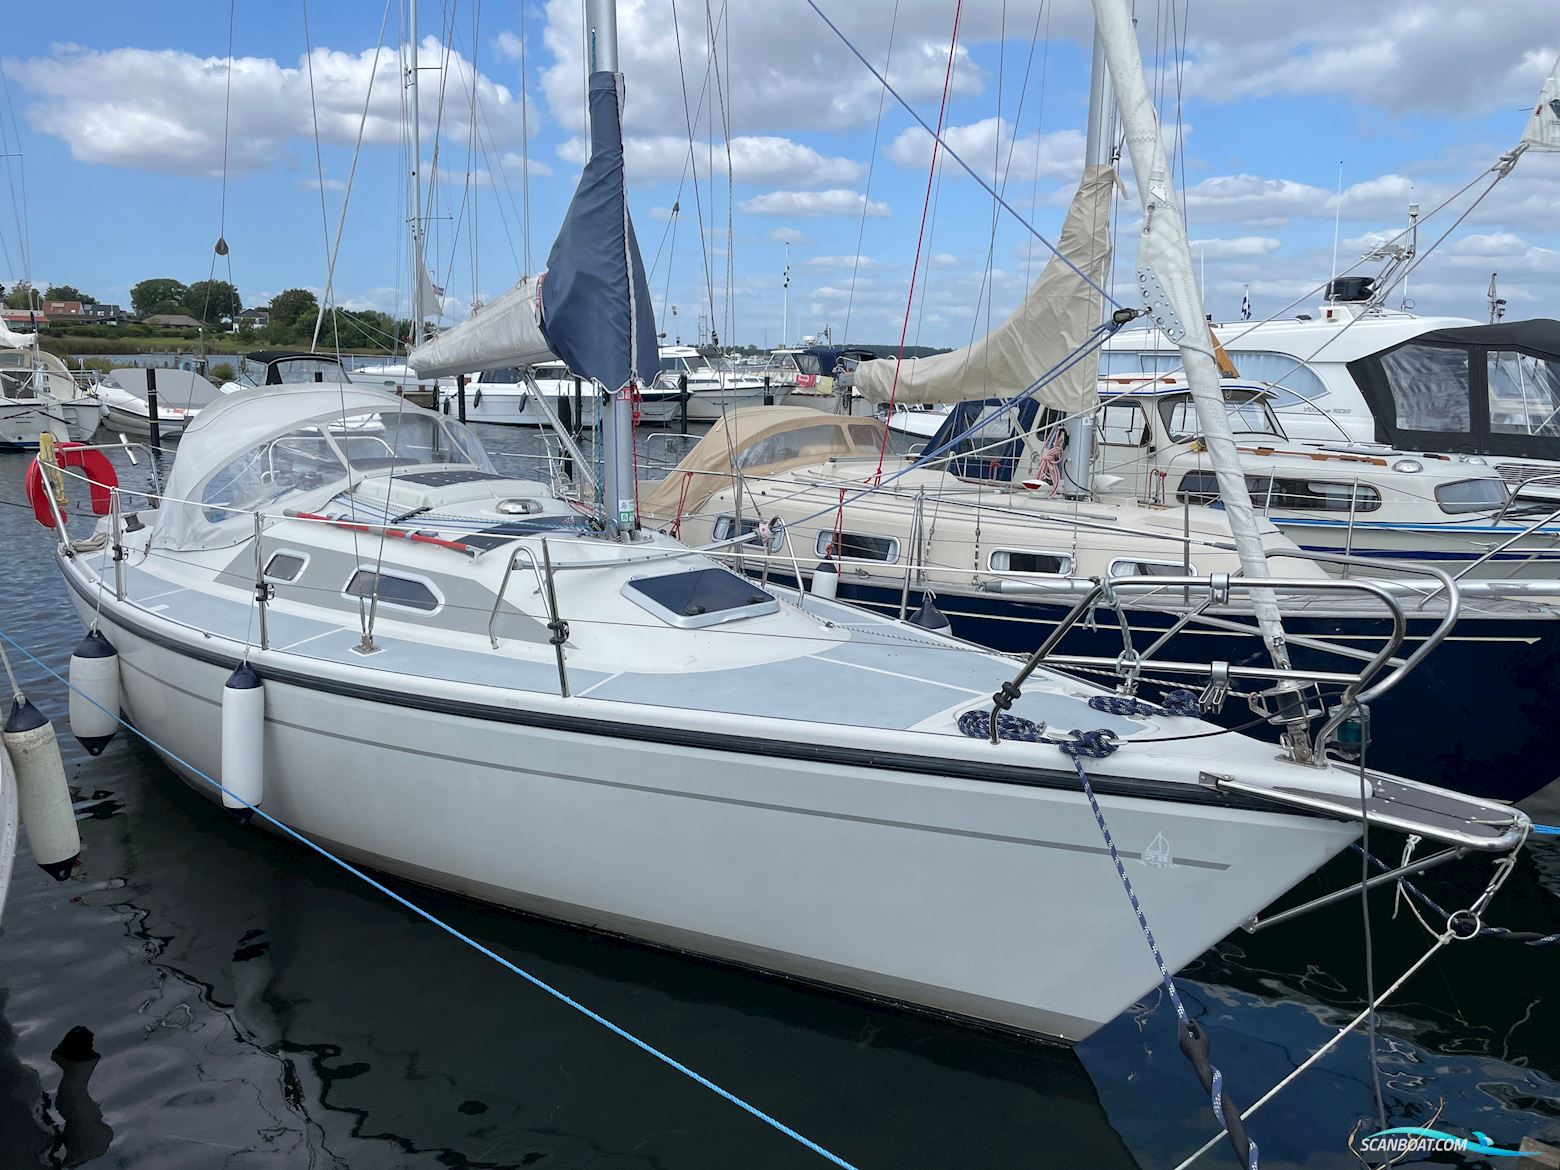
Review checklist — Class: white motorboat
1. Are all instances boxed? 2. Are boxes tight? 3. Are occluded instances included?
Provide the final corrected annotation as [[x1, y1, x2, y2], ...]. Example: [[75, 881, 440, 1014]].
[[655, 345, 782, 419], [0, 321, 104, 447], [93, 366, 226, 440], [439, 362, 682, 427], [1096, 378, 1560, 577], [36, 382, 1526, 1043]]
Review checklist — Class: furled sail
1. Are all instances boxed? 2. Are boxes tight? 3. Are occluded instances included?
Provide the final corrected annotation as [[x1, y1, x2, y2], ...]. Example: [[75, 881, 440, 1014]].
[[406, 276, 552, 379], [408, 73, 658, 390], [415, 265, 444, 324], [853, 164, 1115, 410], [0, 314, 36, 350], [1520, 58, 1560, 151]]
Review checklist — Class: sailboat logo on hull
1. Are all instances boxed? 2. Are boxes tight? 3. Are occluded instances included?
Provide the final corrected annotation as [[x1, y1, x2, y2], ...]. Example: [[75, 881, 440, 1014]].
[[1140, 832, 1172, 868]]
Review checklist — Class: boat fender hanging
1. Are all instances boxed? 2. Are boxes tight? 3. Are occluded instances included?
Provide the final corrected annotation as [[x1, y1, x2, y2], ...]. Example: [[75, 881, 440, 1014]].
[[220, 664, 265, 824], [2, 697, 82, 880], [68, 631, 121, 756], [908, 597, 950, 633], [809, 561, 838, 599]]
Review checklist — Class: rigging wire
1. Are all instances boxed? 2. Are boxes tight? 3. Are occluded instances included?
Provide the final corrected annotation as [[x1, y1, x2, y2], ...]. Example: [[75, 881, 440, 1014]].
[[309, 0, 396, 353], [843, 0, 900, 342], [874, 0, 964, 481], [669, 0, 720, 342], [202, 0, 240, 332], [807, 0, 1120, 309], [300, 0, 344, 356], [0, 60, 32, 284]]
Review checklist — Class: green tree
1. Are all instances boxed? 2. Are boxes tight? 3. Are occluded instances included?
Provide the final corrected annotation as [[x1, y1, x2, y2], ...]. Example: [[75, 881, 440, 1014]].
[[4, 280, 37, 310], [265, 288, 319, 342], [131, 277, 188, 318], [184, 279, 242, 324], [44, 284, 94, 304], [237, 317, 256, 343]]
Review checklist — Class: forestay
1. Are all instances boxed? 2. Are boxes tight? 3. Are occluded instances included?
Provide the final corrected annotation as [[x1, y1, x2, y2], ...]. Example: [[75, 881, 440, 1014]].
[[853, 165, 1115, 411]]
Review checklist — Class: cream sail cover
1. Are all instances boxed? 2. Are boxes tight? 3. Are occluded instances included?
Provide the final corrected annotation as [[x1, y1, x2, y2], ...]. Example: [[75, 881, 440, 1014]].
[[854, 164, 1115, 410]]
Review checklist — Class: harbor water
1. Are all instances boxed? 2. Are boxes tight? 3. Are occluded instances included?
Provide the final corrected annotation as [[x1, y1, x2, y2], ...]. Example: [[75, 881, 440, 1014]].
[[1, 427, 1557, 1169]]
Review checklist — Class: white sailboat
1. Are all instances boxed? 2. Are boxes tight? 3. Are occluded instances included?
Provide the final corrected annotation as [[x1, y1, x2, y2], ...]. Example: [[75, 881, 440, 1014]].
[[27, 0, 1528, 1047], [0, 317, 104, 447]]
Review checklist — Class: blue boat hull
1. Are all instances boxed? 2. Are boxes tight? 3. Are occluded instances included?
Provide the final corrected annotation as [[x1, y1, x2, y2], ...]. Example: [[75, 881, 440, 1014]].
[[809, 578, 1559, 804]]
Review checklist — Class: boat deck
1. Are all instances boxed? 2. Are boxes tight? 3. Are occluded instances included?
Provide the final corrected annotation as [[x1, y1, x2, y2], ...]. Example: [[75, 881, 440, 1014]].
[[96, 553, 1152, 739]]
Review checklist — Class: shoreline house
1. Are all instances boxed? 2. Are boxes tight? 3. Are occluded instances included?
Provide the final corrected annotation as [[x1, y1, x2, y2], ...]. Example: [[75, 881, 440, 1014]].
[[141, 313, 205, 331], [233, 307, 270, 332]]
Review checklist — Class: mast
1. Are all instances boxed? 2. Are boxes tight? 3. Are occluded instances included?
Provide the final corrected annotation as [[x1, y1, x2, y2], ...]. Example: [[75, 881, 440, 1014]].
[[1061, 26, 1117, 499], [586, 0, 637, 539], [409, 0, 426, 348], [781, 242, 790, 347], [1090, 0, 1294, 676]]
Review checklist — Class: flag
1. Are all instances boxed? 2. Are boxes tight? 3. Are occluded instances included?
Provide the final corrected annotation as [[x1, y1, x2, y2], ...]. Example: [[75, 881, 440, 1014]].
[[1240, 285, 1252, 321]]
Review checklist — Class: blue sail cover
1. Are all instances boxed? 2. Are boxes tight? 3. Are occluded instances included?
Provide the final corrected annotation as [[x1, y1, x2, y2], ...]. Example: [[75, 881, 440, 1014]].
[[539, 71, 659, 392]]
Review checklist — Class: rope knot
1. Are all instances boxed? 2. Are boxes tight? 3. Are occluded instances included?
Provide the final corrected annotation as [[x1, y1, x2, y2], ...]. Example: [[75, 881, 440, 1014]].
[[1059, 729, 1119, 758]]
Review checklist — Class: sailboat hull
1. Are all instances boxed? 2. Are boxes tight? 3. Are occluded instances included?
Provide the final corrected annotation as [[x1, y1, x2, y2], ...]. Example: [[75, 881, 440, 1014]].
[[76, 588, 1357, 1044]]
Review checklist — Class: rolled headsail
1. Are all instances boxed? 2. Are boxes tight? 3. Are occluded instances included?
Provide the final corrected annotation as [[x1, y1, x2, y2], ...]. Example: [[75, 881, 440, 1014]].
[[854, 165, 1115, 410], [408, 73, 658, 391], [1520, 58, 1560, 151]]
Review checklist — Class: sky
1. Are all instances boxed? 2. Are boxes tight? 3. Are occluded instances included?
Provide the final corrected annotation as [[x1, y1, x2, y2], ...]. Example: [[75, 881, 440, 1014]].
[[0, 0, 1557, 351]]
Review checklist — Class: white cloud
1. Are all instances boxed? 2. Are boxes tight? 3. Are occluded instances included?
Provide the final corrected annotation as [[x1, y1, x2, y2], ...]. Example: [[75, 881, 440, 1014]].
[[806, 254, 889, 270], [7, 38, 535, 177], [886, 119, 1084, 186], [492, 31, 523, 62], [740, 189, 890, 218], [766, 226, 809, 244], [1188, 236, 1282, 260], [556, 133, 862, 186], [538, 0, 983, 138]]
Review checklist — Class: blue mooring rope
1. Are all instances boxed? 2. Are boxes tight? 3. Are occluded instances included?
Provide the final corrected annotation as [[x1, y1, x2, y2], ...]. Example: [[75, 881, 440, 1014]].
[[958, 704, 1259, 1170], [0, 626, 861, 1170]]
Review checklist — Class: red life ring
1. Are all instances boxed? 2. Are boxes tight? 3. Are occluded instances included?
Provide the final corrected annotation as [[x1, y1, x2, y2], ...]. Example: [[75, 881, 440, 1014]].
[[26, 443, 119, 529]]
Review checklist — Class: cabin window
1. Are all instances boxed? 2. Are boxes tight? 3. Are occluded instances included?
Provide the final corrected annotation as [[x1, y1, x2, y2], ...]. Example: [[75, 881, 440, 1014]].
[[623, 568, 779, 629], [849, 424, 883, 449], [1177, 470, 1382, 513], [1435, 478, 1508, 515], [343, 569, 442, 612], [713, 514, 761, 541], [1161, 396, 1281, 441], [262, 552, 307, 582], [1379, 344, 1471, 432], [988, 549, 1072, 575], [735, 423, 877, 470], [815, 530, 900, 564], [1099, 401, 1150, 446], [1487, 351, 1560, 437], [1110, 558, 1194, 577]]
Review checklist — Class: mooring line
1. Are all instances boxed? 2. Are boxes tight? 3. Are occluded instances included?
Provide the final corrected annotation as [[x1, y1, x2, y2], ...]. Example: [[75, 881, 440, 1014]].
[[0, 626, 861, 1170]]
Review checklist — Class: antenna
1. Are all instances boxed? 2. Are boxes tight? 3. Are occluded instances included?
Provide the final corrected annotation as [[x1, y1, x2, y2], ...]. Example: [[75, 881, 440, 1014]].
[[1328, 160, 1343, 302]]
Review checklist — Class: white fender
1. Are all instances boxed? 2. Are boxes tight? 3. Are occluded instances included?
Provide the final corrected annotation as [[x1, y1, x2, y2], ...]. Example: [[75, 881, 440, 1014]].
[[810, 560, 839, 599], [68, 630, 120, 756], [220, 664, 265, 822], [2, 698, 81, 881]]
